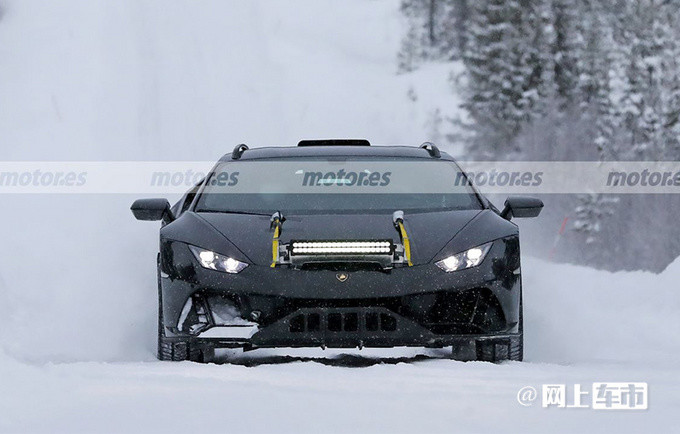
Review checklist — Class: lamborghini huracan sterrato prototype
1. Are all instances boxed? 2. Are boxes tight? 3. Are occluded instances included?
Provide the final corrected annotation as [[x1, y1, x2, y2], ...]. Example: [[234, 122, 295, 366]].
[[131, 140, 543, 363]]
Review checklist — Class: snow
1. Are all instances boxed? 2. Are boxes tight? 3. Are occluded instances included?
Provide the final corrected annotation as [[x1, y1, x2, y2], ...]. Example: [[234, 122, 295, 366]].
[[0, 0, 459, 161], [0, 0, 679, 432], [2, 255, 680, 433]]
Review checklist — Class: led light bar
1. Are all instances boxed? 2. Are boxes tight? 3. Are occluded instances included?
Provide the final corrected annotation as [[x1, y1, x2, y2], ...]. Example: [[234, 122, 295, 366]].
[[290, 240, 393, 255]]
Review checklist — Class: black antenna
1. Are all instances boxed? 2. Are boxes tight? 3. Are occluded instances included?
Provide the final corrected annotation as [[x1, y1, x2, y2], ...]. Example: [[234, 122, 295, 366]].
[[231, 144, 249, 160], [420, 142, 441, 158]]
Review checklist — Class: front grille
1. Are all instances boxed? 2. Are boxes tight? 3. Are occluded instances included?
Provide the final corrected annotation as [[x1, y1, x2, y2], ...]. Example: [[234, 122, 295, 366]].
[[246, 288, 507, 336], [288, 310, 398, 333]]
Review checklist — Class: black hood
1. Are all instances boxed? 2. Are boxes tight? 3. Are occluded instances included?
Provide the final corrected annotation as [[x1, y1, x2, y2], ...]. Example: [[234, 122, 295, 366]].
[[194, 210, 485, 266]]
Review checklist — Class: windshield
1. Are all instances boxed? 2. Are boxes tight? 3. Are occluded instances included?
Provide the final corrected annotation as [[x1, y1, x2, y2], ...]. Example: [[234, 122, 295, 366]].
[[194, 159, 482, 215]]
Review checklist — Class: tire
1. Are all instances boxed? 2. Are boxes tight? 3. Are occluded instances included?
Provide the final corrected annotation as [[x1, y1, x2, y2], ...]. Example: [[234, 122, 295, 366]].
[[475, 295, 523, 362], [475, 335, 522, 362], [157, 302, 208, 362], [156, 256, 210, 363], [158, 337, 204, 362], [515, 296, 524, 361]]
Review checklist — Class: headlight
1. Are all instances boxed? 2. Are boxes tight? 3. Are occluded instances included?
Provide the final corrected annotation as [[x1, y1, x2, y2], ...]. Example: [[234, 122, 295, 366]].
[[189, 245, 248, 274], [435, 242, 493, 272]]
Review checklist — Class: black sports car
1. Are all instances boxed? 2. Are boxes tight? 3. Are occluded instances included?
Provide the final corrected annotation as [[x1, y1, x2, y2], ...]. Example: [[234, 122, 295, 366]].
[[132, 140, 543, 363]]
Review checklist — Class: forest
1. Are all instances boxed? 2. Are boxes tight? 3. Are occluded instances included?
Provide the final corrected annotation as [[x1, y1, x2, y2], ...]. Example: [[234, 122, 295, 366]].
[[400, 0, 680, 271]]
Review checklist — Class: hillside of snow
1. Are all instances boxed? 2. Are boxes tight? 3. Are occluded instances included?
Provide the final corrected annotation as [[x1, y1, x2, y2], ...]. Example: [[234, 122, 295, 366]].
[[0, 1, 679, 433], [0, 0, 460, 161]]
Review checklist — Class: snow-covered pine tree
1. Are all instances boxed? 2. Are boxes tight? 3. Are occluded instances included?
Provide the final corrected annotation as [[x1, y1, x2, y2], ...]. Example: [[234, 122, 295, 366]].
[[462, 0, 534, 157], [398, 24, 423, 73], [446, 0, 470, 59], [577, 0, 618, 159], [551, 0, 580, 105], [565, 1, 621, 253], [518, 0, 554, 123], [573, 193, 619, 244], [658, 3, 680, 159], [617, 0, 666, 159], [398, 0, 459, 72], [398, 0, 428, 73]]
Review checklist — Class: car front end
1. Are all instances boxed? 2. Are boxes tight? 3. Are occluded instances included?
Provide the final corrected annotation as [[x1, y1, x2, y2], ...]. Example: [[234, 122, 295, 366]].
[[132, 141, 542, 362]]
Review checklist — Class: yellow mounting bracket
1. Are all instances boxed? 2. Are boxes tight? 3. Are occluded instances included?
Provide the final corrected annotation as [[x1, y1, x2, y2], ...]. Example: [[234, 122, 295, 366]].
[[270, 212, 284, 268], [393, 210, 413, 266]]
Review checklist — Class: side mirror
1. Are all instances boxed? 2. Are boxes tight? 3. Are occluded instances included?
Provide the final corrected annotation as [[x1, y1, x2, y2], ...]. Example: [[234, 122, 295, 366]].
[[501, 196, 543, 220], [131, 198, 174, 223]]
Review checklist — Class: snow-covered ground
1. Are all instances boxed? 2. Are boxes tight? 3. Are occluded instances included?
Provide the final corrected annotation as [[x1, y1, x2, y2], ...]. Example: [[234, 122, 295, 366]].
[[1, 257, 679, 433], [1, 1, 679, 432]]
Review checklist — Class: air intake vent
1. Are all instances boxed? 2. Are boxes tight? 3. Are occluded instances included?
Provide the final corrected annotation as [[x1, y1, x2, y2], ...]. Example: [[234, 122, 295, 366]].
[[288, 311, 398, 333]]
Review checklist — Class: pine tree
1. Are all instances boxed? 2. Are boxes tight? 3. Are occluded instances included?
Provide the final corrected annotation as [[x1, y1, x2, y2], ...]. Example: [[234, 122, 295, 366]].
[[573, 194, 619, 245], [398, 0, 457, 72], [617, 0, 666, 159], [462, 0, 532, 157], [658, 3, 680, 159], [551, 0, 580, 105], [398, 0, 427, 73], [448, 0, 470, 58], [518, 0, 554, 122], [577, 0, 617, 158], [398, 24, 423, 73]]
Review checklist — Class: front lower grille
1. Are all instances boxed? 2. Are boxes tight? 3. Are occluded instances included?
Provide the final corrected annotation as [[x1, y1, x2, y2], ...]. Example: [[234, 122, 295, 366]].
[[288, 310, 397, 333], [246, 288, 507, 336]]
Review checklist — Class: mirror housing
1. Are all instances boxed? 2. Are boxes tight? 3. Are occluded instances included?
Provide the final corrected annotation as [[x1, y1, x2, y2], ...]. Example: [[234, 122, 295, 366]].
[[131, 198, 174, 223], [501, 196, 543, 220]]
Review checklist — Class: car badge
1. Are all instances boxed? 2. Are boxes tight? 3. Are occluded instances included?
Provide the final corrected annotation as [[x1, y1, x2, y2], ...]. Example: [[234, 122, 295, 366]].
[[336, 272, 349, 282]]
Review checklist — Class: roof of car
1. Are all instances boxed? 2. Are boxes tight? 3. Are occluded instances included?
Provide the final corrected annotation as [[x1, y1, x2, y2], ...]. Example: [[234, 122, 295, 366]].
[[218, 143, 455, 162]]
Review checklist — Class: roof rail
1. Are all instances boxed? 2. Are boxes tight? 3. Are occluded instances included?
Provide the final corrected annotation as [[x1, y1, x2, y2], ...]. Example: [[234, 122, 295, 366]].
[[420, 142, 441, 158], [231, 143, 249, 160], [297, 139, 370, 147]]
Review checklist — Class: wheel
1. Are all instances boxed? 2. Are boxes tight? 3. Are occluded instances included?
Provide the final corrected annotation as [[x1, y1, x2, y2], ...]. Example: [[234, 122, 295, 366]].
[[457, 291, 523, 362], [157, 302, 210, 362], [475, 295, 523, 362], [451, 339, 477, 361], [475, 335, 522, 362], [515, 296, 524, 361], [156, 255, 211, 362]]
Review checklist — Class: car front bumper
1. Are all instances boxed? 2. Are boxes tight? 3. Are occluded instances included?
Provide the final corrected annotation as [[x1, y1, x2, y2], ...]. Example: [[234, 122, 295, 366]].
[[159, 237, 522, 349]]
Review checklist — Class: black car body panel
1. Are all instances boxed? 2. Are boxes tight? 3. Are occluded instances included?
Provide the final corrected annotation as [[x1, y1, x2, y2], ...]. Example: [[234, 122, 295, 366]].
[[193, 209, 489, 266]]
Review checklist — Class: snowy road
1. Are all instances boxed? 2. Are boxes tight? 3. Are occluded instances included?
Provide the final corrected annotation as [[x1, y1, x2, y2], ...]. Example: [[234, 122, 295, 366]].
[[2, 348, 678, 433], [2, 258, 679, 433]]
